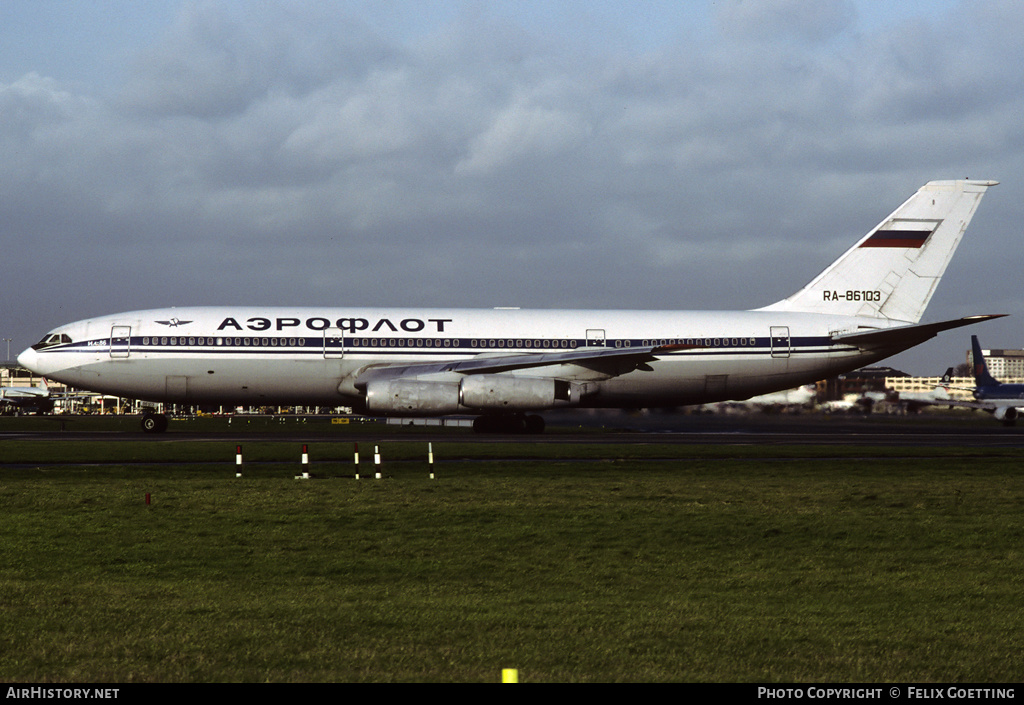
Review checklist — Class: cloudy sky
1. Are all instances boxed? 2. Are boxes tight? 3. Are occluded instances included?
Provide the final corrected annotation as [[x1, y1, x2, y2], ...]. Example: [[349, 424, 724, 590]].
[[2, 0, 1022, 374]]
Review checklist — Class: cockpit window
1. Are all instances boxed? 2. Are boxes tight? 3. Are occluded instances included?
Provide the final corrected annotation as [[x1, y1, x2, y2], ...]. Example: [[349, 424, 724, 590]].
[[31, 333, 73, 350]]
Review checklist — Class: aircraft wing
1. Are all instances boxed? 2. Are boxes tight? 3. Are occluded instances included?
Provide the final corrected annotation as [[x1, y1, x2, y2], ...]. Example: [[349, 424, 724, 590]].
[[933, 399, 1010, 410], [0, 389, 48, 400], [831, 315, 1006, 350], [353, 343, 698, 385]]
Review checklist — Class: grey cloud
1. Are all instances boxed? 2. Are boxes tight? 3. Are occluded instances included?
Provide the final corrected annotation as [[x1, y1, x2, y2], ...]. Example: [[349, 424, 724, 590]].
[[715, 0, 857, 44], [120, 2, 395, 118], [4, 1, 1024, 374]]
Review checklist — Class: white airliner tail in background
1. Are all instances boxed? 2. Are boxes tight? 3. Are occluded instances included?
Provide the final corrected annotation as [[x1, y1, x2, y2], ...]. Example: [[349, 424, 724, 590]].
[[0, 379, 54, 413], [17, 179, 1003, 432], [760, 180, 997, 322]]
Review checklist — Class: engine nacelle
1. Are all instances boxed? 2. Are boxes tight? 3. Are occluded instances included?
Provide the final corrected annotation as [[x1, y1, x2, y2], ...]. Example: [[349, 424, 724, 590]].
[[459, 375, 571, 411], [994, 406, 1018, 424], [363, 375, 578, 415], [364, 379, 461, 415]]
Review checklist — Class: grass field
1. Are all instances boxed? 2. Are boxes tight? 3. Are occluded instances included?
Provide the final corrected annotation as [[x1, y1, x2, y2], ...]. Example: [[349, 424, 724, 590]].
[[1, 422, 1022, 682]]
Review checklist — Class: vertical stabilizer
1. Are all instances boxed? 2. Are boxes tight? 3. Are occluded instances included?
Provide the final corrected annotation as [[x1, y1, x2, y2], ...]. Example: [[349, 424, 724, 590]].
[[971, 335, 1001, 388], [758, 180, 997, 323]]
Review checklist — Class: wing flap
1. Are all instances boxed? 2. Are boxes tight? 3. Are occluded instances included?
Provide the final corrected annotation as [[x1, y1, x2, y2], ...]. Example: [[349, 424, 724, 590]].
[[353, 343, 698, 386]]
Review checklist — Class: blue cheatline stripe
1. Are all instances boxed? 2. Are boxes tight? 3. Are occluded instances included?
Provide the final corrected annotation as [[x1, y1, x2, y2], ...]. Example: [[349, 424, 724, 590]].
[[51, 335, 853, 358]]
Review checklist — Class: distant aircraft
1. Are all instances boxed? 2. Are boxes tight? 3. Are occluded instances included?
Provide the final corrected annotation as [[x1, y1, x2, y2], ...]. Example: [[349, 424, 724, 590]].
[[819, 391, 885, 414], [819, 397, 860, 413], [933, 336, 1024, 425], [0, 380, 56, 414], [17, 180, 1003, 433], [736, 384, 817, 408], [885, 368, 955, 413]]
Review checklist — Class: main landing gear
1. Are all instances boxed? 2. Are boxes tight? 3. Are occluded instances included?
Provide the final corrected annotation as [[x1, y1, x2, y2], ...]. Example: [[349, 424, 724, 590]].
[[472, 414, 546, 434], [141, 412, 169, 433]]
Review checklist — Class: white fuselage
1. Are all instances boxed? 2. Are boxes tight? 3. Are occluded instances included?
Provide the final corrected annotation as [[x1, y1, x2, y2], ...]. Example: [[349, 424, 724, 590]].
[[18, 305, 899, 412], [17, 180, 1001, 423]]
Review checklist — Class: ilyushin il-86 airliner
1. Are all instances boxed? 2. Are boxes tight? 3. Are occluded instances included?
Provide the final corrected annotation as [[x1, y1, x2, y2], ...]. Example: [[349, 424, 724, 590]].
[[18, 180, 1004, 433]]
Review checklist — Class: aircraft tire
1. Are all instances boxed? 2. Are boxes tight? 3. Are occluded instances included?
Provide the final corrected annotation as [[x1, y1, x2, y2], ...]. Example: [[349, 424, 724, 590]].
[[524, 414, 545, 434], [473, 414, 545, 434], [141, 413, 168, 433], [472, 415, 498, 433]]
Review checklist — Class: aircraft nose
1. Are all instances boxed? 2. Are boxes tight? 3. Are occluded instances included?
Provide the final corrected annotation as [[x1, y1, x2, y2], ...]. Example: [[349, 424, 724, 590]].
[[16, 347, 40, 373]]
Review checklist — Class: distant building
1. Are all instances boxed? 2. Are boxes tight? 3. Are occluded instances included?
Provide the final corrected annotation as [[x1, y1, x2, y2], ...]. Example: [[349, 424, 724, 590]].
[[1, 363, 42, 384], [885, 374, 975, 401], [968, 346, 1024, 381]]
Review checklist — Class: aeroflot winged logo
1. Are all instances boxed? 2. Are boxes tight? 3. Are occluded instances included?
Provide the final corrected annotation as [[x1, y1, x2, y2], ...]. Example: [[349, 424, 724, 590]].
[[156, 318, 193, 327], [859, 219, 940, 248]]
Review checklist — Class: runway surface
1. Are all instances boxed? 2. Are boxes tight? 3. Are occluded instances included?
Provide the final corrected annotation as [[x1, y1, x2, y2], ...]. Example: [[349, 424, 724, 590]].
[[3, 411, 1024, 448]]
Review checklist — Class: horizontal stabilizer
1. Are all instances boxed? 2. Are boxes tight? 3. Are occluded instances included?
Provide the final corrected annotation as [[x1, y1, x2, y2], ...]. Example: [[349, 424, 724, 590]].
[[831, 314, 1005, 350]]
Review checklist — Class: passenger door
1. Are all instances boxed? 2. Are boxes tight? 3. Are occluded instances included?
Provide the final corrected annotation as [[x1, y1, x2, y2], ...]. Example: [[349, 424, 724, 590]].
[[770, 326, 791, 359], [323, 327, 345, 359], [110, 325, 131, 358]]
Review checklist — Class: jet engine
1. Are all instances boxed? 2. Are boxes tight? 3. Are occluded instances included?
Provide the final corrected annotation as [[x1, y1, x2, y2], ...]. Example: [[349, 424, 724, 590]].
[[363, 375, 576, 415], [994, 406, 1018, 425], [363, 379, 461, 415], [459, 375, 571, 410]]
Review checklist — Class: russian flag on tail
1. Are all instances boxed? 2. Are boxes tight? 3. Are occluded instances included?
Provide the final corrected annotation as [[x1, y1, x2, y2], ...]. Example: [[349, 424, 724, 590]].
[[860, 219, 939, 248]]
